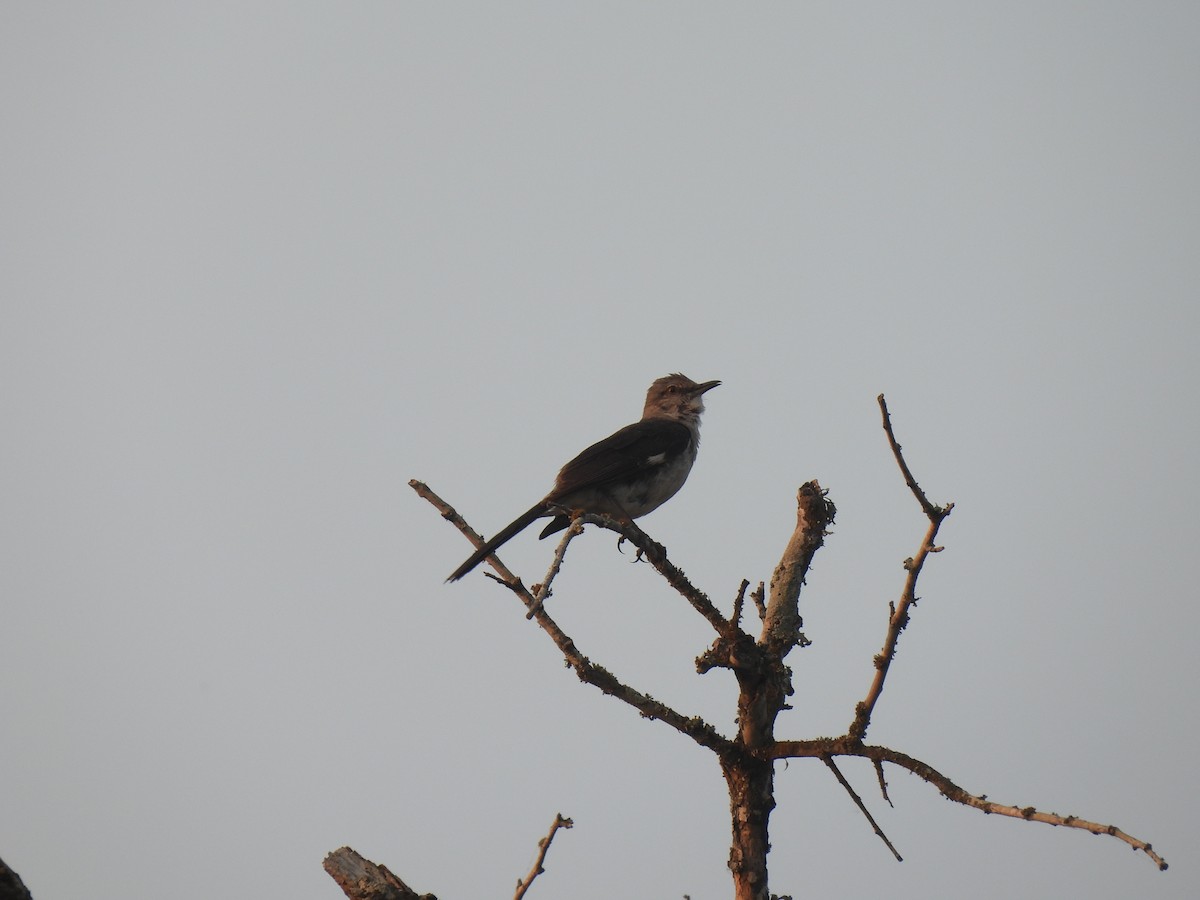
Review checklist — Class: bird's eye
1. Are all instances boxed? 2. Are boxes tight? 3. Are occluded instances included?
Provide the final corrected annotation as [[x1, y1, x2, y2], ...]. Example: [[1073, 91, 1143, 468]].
[[666, 385, 677, 394]]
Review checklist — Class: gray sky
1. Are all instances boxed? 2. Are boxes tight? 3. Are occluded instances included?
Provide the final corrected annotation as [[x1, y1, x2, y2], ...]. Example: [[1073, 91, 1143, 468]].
[[2, 3, 1197, 899]]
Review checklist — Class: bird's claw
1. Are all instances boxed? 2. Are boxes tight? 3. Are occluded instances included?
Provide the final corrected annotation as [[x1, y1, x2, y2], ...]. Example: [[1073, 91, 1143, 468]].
[[616, 534, 664, 565], [630, 540, 665, 566]]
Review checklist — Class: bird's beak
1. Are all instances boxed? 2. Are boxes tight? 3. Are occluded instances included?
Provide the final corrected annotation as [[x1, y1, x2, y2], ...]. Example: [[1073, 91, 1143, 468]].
[[696, 380, 721, 394]]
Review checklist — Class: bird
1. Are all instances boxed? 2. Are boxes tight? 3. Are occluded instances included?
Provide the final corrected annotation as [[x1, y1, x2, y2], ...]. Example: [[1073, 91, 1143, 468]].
[[447, 373, 720, 582]]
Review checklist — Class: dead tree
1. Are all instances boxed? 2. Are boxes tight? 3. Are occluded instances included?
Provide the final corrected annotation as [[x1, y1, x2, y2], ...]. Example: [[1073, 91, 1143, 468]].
[[333, 395, 1166, 900]]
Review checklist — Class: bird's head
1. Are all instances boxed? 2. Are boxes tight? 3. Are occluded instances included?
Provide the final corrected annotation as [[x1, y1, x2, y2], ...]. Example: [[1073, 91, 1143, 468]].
[[643, 373, 721, 424]]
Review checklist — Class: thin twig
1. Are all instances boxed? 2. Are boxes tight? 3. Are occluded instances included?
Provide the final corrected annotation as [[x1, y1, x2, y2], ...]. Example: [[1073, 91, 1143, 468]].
[[874, 758, 894, 808], [527, 518, 585, 618], [877, 394, 942, 518], [731, 579, 750, 628], [823, 756, 902, 862], [410, 479, 526, 588], [750, 581, 767, 621], [513, 813, 574, 900]]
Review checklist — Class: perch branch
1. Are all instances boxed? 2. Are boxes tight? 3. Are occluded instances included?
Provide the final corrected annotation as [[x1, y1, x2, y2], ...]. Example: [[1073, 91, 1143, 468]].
[[415, 476, 729, 634], [587, 512, 730, 634], [412, 480, 736, 758], [514, 813, 574, 900], [410, 479, 526, 589]]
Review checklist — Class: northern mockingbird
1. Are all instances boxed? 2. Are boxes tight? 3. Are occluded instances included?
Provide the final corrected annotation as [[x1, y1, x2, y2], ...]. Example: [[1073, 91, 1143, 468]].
[[447, 373, 720, 582]]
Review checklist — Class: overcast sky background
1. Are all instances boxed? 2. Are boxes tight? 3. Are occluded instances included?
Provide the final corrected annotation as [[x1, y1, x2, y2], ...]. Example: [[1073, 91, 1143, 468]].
[[2, 3, 1197, 899]]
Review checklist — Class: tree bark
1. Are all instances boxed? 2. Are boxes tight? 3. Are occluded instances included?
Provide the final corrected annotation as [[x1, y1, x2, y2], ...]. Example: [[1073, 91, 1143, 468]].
[[723, 754, 775, 900], [721, 481, 833, 898], [323, 847, 435, 900]]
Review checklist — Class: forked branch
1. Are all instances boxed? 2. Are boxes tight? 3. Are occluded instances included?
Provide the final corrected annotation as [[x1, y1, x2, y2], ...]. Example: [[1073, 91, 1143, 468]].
[[848, 395, 953, 741], [409, 480, 735, 758], [767, 739, 1167, 871]]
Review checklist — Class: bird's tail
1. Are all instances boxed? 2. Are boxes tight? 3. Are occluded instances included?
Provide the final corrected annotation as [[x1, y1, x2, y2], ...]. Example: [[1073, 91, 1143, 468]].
[[446, 503, 547, 582]]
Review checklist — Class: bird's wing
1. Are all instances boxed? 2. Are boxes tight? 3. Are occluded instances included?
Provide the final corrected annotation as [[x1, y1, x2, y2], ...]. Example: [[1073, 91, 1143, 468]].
[[548, 419, 692, 499]]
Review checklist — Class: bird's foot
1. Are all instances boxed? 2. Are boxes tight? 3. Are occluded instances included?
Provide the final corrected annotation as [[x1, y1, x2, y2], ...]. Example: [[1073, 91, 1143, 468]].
[[616, 534, 648, 563], [617, 535, 665, 566]]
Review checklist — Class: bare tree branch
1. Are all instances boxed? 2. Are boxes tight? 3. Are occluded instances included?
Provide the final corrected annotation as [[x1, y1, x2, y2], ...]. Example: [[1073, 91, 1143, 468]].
[[409, 480, 736, 758], [415, 477, 731, 634], [731, 579, 751, 629], [596, 512, 730, 634], [823, 756, 902, 862], [514, 813, 574, 900], [526, 518, 585, 618], [750, 581, 767, 622], [875, 393, 943, 519], [410, 479, 526, 589], [767, 739, 1167, 871], [323, 847, 435, 900], [848, 396, 952, 742], [874, 758, 894, 808], [763, 481, 832, 654]]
